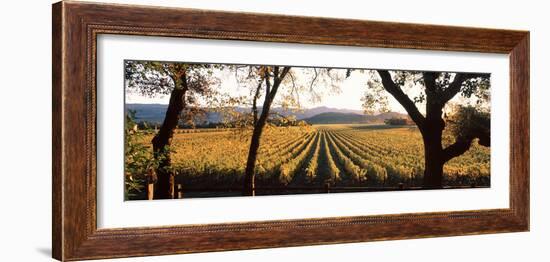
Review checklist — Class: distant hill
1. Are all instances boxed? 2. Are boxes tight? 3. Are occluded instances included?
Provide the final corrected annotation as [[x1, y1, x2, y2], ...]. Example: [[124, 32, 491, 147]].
[[303, 112, 368, 124], [126, 104, 223, 124], [285, 106, 365, 119], [125, 103, 407, 125], [125, 104, 170, 123], [302, 111, 407, 124]]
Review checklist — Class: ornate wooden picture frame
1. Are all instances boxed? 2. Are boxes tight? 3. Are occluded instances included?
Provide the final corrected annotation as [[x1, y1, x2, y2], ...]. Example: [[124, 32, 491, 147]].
[[52, 1, 529, 261]]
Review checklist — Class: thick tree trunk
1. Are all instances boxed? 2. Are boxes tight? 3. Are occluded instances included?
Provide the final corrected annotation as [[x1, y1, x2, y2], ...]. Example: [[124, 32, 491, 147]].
[[376, 70, 490, 189], [422, 132, 444, 188], [152, 87, 187, 199], [421, 97, 445, 188]]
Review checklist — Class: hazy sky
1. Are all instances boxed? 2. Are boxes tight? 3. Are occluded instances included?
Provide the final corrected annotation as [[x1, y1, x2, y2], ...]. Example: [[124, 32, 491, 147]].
[[126, 67, 487, 114], [127, 69, 393, 111]]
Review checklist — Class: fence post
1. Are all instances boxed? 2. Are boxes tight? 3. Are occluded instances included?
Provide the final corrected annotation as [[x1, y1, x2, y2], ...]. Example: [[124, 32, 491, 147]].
[[146, 183, 154, 200], [398, 183, 404, 190], [177, 184, 183, 199], [169, 172, 175, 199], [145, 168, 157, 200], [324, 183, 331, 193]]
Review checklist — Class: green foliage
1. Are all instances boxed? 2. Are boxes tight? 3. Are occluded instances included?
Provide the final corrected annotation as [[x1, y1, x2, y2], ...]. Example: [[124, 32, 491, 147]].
[[446, 105, 490, 145], [322, 132, 341, 183], [325, 131, 365, 182], [361, 70, 390, 114], [361, 70, 490, 114], [125, 60, 225, 127], [459, 76, 491, 102], [384, 117, 412, 126], [305, 134, 322, 180], [124, 111, 161, 200], [278, 132, 318, 185]]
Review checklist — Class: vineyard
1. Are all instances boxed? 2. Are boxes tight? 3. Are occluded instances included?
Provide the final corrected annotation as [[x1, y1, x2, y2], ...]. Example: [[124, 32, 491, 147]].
[[131, 124, 490, 198]]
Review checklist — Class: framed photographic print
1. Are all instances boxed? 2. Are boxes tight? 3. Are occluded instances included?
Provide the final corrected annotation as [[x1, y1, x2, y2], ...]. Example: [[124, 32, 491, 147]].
[[52, 1, 529, 261]]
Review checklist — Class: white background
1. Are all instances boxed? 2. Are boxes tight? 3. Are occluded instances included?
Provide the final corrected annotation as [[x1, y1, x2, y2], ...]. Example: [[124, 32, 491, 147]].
[[98, 35, 509, 228], [0, 0, 546, 261]]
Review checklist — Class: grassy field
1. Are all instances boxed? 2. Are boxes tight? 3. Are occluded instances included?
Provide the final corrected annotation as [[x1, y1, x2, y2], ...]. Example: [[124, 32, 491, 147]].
[[133, 124, 490, 197]]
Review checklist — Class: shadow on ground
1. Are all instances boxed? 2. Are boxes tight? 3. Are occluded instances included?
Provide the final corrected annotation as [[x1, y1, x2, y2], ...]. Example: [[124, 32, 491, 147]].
[[36, 247, 51, 258]]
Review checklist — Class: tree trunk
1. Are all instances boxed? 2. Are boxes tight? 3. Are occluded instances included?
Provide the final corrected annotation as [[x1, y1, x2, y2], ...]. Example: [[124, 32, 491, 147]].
[[421, 98, 445, 188], [243, 83, 278, 195], [243, 98, 276, 195], [243, 67, 289, 196], [152, 87, 187, 199], [375, 70, 489, 189], [243, 123, 264, 196], [422, 132, 444, 188]]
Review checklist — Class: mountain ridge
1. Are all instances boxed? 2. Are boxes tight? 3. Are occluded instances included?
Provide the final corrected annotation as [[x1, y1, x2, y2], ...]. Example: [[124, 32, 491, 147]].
[[125, 103, 408, 125], [302, 111, 407, 124]]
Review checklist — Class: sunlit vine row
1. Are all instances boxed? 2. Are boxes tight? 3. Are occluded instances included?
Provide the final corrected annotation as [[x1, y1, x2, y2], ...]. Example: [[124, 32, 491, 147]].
[[278, 132, 319, 184]]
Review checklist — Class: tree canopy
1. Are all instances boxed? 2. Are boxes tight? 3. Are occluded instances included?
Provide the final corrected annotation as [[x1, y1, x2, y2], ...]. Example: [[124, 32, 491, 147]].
[[365, 70, 491, 187]]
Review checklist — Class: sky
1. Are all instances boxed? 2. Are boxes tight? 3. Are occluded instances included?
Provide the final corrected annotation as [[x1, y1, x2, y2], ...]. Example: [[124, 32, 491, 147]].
[[125, 65, 488, 115]]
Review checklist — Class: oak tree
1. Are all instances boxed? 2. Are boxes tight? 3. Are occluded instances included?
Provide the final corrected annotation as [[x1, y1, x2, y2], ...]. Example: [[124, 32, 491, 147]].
[[233, 66, 346, 195], [369, 70, 490, 187], [125, 61, 220, 199]]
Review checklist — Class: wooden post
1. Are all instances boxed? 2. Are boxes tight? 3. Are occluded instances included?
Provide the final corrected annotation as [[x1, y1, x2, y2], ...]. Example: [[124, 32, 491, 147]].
[[324, 182, 331, 193], [177, 184, 183, 199], [145, 168, 157, 200], [146, 183, 154, 200], [169, 172, 175, 199], [398, 183, 404, 190]]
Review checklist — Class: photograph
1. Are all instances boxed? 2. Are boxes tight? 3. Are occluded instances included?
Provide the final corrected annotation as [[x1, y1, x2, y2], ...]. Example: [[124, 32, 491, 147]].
[[37, 0, 537, 260], [124, 60, 491, 200]]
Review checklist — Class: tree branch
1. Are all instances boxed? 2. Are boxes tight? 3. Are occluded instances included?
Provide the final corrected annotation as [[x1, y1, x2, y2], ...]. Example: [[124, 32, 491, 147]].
[[288, 71, 300, 105], [180, 72, 189, 94], [252, 76, 264, 125], [441, 73, 490, 103], [252, 66, 292, 129], [377, 70, 425, 128], [442, 137, 474, 163], [309, 68, 319, 91], [264, 68, 271, 96], [270, 66, 291, 98], [422, 72, 438, 96], [277, 67, 291, 83], [443, 131, 490, 163], [273, 66, 279, 80], [162, 67, 177, 87], [288, 71, 297, 90]]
